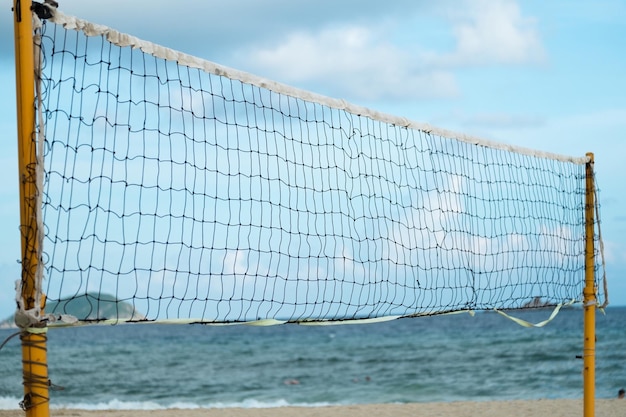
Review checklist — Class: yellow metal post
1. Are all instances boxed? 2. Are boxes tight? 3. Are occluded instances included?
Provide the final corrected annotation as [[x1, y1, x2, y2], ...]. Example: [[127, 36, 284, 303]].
[[13, 0, 50, 416], [583, 152, 596, 417]]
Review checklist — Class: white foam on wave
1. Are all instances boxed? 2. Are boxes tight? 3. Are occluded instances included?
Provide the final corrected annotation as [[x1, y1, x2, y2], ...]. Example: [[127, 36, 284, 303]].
[[0, 396, 21, 410], [1, 396, 332, 410]]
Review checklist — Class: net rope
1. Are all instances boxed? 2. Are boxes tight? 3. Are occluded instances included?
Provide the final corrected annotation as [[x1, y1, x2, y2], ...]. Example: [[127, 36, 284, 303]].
[[35, 8, 599, 325]]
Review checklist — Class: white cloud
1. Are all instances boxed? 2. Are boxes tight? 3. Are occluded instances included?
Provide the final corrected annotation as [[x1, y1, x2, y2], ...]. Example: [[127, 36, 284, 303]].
[[236, 0, 544, 102], [440, 0, 546, 66], [243, 25, 458, 101], [223, 249, 249, 276], [598, 238, 626, 265], [335, 245, 367, 282]]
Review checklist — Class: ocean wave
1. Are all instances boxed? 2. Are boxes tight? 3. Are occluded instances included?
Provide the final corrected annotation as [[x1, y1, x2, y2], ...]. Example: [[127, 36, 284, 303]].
[[0, 397, 21, 410], [0, 396, 332, 410]]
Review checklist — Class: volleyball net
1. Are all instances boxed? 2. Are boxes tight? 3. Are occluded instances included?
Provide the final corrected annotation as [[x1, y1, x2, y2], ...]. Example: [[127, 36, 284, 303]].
[[25, 6, 604, 326]]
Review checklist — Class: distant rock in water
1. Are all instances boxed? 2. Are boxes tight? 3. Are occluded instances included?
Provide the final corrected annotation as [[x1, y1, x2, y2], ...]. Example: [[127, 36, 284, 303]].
[[0, 293, 145, 328], [47, 292, 146, 322], [521, 296, 555, 309]]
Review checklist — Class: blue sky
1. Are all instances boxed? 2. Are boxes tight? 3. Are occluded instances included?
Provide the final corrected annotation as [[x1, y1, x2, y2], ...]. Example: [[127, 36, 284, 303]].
[[0, 0, 624, 319]]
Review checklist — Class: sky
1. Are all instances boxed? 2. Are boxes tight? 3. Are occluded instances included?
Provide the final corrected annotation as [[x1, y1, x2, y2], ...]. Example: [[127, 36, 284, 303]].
[[0, 0, 625, 319]]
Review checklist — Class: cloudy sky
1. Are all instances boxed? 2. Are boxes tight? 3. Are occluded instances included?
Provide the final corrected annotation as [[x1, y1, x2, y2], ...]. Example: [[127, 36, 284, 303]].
[[0, 0, 624, 319]]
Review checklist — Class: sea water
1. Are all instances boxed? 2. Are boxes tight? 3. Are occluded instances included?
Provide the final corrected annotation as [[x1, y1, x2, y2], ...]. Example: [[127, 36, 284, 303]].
[[1, 307, 625, 410]]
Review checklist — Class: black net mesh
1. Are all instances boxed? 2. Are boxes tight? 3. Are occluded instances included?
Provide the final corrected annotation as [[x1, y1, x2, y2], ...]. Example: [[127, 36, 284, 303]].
[[38, 19, 588, 324]]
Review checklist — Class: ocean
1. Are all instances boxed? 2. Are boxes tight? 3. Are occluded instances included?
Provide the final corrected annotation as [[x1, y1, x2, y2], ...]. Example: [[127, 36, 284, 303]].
[[1, 307, 625, 410]]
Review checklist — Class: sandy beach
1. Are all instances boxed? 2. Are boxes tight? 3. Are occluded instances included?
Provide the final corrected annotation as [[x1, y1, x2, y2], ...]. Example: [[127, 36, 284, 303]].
[[0, 399, 623, 417]]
